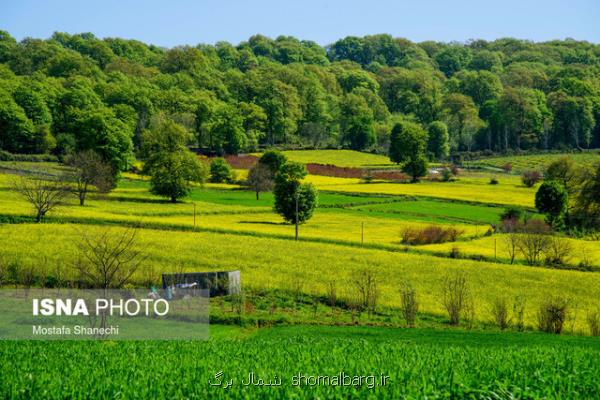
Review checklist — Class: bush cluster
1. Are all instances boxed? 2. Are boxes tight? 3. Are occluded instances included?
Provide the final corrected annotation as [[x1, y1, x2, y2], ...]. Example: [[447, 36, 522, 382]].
[[401, 225, 463, 245]]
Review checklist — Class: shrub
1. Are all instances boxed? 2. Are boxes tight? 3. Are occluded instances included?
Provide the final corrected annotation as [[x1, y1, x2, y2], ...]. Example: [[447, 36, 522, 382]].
[[500, 207, 523, 224], [210, 158, 234, 183], [587, 310, 600, 337], [502, 162, 513, 173], [537, 297, 569, 334], [522, 170, 542, 187], [489, 176, 499, 185], [442, 273, 469, 326], [544, 236, 573, 267], [449, 246, 461, 258], [361, 171, 374, 183], [400, 225, 463, 245], [400, 282, 419, 328], [326, 281, 337, 310], [0, 150, 58, 162], [441, 167, 453, 182], [491, 297, 510, 330], [353, 269, 379, 316], [516, 220, 552, 266], [513, 296, 526, 331]]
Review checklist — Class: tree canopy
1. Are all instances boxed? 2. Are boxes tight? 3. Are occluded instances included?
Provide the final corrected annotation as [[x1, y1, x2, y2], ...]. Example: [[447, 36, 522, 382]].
[[0, 30, 599, 160]]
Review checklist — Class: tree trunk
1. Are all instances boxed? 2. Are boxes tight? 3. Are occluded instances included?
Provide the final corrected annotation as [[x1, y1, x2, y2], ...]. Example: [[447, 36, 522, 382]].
[[170, 196, 177, 203], [255, 191, 259, 200]]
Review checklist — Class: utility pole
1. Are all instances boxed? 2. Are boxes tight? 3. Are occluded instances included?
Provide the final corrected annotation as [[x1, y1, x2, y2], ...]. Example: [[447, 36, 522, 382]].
[[295, 187, 299, 241], [361, 222, 364, 246], [494, 238, 497, 261]]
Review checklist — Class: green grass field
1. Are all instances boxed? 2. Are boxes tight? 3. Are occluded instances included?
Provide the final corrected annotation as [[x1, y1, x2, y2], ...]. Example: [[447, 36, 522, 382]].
[[1, 325, 599, 399]]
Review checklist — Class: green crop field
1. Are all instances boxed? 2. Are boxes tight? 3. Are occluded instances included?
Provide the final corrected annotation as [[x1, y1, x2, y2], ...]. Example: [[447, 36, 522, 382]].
[[466, 152, 600, 173], [1, 325, 599, 399]]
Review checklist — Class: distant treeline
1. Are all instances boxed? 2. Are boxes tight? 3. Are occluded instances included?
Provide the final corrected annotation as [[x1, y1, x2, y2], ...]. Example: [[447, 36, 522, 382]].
[[0, 31, 599, 172]]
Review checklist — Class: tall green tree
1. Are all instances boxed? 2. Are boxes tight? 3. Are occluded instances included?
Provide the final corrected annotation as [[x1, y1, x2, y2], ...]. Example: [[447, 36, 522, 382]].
[[427, 121, 450, 160], [535, 181, 568, 229], [442, 93, 484, 151], [273, 162, 318, 224], [142, 116, 207, 202], [389, 121, 429, 182], [340, 93, 376, 150], [548, 91, 594, 149]]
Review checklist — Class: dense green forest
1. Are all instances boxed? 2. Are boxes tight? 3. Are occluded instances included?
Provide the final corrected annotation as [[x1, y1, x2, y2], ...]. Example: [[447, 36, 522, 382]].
[[0, 31, 599, 172]]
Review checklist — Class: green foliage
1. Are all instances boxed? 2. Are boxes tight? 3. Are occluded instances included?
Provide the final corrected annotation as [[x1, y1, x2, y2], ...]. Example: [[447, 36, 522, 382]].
[[0, 89, 35, 153], [574, 162, 600, 230], [545, 157, 582, 195], [500, 207, 523, 222], [521, 170, 542, 187], [142, 116, 207, 202], [535, 181, 568, 228], [2, 326, 600, 398], [273, 162, 317, 223], [389, 121, 429, 182], [403, 155, 429, 183], [0, 30, 598, 160], [210, 158, 234, 183], [340, 93, 376, 150], [427, 121, 450, 160], [259, 150, 287, 175]]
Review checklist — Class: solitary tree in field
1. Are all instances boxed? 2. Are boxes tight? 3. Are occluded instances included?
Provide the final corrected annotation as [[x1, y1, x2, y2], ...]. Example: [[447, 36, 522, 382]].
[[273, 162, 317, 225], [246, 163, 273, 200], [535, 181, 568, 228], [389, 121, 429, 182], [142, 115, 207, 203], [66, 150, 115, 205], [14, 175, 70, 222]]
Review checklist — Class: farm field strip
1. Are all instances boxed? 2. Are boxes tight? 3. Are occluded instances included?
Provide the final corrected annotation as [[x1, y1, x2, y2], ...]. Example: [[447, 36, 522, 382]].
[[1, 325, 599, 399], [347, 199, 505, 225], [271, 149, 395, 168], [2, 223, 600, 332], [306, 175, 537, 207], [418, 234, 600, 269], [466, 152, 600, 173]]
